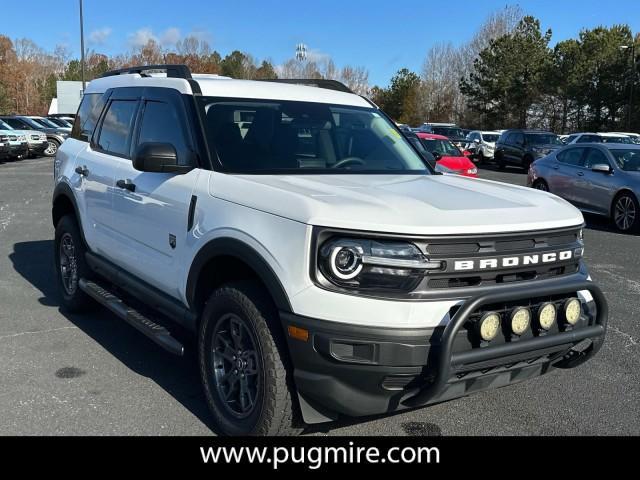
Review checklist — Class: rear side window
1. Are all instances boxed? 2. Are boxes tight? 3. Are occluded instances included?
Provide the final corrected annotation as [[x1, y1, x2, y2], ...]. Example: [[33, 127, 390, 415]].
[[137, 101, 191, 165], [71, 93, 105, 142], [557, 148, 585, 166], [96, 100, 138, 157]]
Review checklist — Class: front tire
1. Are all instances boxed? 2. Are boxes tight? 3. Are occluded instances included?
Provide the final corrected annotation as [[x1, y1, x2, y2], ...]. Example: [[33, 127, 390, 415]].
[[533, 179, 549, 192], [54, 215, 94, 312], [612, 192, 639, 233], [198, 282, 299, 436], [44, 139, 60, 157]]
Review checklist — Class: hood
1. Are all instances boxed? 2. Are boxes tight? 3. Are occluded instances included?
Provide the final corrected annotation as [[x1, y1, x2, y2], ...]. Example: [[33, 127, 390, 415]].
[[209, 173, 584, 235]]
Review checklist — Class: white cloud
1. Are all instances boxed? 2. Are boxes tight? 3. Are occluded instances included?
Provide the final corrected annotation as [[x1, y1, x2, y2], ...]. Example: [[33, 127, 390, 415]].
[[128, 27, 158, 48], [88, 27, 112, 46], [189, 29, 212, 43], [160, 27, 181, 46]]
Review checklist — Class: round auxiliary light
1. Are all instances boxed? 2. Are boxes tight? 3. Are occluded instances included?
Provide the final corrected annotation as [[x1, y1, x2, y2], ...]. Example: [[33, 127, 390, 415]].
[[564, 298, 581, 325], [329, 246, 363, 280], [510, 307, 531, 336], [479, 312, 501, 342], [537, 303, 557, 330]]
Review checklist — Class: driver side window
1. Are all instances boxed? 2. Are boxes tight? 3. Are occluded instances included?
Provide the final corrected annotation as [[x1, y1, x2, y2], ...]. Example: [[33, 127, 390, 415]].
[[137, 101, 192, 166]]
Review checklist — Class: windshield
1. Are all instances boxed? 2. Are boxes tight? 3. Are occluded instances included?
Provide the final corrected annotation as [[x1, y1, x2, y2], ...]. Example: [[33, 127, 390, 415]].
[[482, 134, 499, 142], [199, 98, 430, 174], [431, 127, 465, 138], [420, 138, 463, 157], [526, 133, 562, 145], [37, 117, 61, 128], [611, 149, 640, 171]]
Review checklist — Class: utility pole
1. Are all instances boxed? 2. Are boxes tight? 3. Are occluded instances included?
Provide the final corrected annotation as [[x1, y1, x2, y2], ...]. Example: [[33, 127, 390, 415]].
[[79, 0, 86, 92], [621, 43, 636, 131]]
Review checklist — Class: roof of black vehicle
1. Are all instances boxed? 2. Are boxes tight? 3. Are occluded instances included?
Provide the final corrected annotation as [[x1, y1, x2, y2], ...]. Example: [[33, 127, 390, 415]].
[[501, 129, 555, 134]]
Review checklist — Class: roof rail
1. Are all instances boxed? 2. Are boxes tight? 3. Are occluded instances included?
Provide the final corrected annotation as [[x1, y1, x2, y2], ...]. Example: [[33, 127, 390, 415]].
[[257, 78, 354, 94], [99, 64, 193, 79]]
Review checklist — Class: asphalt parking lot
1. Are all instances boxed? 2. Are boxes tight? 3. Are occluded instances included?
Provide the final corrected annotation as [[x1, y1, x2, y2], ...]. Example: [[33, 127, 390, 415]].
[[1, 156, 638, 436]]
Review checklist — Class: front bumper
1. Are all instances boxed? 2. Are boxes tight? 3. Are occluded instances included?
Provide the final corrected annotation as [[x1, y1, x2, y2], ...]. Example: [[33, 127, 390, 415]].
[[10, 143, 28, 157], [0, 144, 9, 158], [282, 278, 607, 423], [28, 141, 48, 155]]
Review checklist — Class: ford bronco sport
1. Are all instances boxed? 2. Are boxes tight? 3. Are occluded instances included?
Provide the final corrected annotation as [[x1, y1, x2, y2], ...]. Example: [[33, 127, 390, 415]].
[[52, 65, 608, 436]]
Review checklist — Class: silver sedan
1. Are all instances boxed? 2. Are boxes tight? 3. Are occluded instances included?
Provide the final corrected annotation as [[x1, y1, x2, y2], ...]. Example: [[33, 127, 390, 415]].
[[527, 143, 640, 232]]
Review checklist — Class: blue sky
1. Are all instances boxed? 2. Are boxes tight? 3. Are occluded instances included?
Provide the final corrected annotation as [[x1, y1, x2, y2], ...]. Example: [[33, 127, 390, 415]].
[[2, 0, 639, 85]]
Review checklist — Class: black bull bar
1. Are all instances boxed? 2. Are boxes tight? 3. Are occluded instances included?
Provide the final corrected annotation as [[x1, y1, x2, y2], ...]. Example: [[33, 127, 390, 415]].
[[405, 278, 607, 407]]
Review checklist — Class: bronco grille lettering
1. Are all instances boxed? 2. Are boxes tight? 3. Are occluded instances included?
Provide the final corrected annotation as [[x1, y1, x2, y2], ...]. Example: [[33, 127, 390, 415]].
[[453, 250, 573, 271]]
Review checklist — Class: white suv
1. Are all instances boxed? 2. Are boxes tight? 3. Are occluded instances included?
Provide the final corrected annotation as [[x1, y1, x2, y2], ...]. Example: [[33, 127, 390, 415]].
[[466, 130, 501, 163], [52, 65, 608, 435]]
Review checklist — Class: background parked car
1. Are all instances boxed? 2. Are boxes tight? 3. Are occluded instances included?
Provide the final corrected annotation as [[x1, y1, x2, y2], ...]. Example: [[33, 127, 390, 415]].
[[495, 129, 563, 170], [416, 132, 478, 177], [0, 115, 68, 157], [465, 130, 501, 164], [564, 132, 633, 145], [528, 143, 640, 232], [0, 118, 44, 158], [610, 132, 640, 144], [45, 117, 73, 128]]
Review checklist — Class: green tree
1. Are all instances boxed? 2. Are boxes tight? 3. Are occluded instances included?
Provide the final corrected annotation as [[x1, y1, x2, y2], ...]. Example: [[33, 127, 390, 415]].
[[461, 16, 552, 128], [254, 60, 278, 79], [373, 68, 422, 123], [220, 50, 249, 78]]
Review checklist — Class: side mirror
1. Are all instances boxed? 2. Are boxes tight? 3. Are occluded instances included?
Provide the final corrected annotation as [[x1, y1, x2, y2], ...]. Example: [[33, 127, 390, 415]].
[[432, 151, 442, 160], [133, 142, 192, 173], [591, 163, 612, 174]]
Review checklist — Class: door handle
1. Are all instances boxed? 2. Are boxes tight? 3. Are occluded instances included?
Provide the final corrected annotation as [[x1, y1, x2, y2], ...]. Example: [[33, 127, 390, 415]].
[[552, 165, 559, 170], [116, 179, 136, 192], [577, 171, 584, 176], [75, 165, 89, 176]]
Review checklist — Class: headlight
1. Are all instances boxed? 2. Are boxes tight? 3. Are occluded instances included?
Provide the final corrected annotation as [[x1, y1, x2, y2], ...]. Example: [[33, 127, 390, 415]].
[[318, 237, 442, 292], [564, 298, 581, 325], [510, 307, 531, 335]]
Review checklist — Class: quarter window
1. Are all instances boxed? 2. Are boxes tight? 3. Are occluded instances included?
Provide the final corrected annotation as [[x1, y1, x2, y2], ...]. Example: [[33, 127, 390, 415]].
[[72, 93, 105, 142], [96, 100, 138, 157]]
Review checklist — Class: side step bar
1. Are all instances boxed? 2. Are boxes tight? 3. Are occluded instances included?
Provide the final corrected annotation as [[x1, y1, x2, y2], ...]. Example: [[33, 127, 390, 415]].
[[79, 279, 184, 356]]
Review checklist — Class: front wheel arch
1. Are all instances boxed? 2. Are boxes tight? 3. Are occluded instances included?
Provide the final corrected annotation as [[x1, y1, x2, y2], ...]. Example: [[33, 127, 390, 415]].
[[611, 190, 639, 231]]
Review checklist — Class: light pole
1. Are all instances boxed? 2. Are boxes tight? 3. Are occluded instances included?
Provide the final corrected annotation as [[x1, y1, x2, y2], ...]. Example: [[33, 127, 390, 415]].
[[620, 43, 636, 131], [79, 0, 86, 91]]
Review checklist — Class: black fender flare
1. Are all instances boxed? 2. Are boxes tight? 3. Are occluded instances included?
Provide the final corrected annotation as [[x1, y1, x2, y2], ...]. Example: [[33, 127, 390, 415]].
[[186, 237, 293, 314], [52, 182, 88, 244]]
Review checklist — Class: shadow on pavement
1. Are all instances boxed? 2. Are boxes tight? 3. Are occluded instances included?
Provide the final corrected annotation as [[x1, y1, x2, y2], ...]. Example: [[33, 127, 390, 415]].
[[9, 240, 217, 434]]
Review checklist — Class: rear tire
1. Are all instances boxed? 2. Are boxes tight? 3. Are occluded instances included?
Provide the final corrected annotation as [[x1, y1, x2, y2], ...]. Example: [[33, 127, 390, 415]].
[[198, 281, 300, 436], [612, 192, 639, 233], [54, 215, 94, 312]]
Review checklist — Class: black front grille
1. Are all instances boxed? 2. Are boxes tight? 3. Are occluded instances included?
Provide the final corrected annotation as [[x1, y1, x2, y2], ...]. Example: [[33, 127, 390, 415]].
[[415, 226, 583, 291]]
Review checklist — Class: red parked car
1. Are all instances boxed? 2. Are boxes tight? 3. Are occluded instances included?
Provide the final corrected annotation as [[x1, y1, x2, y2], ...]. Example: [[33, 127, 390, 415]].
[[416, 133, 478, 178]]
